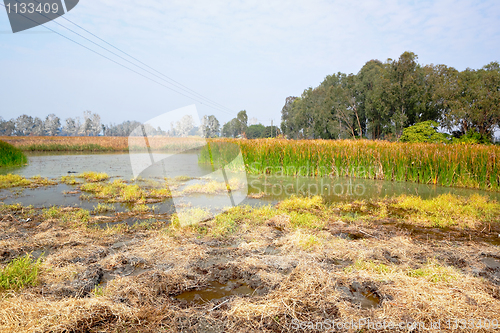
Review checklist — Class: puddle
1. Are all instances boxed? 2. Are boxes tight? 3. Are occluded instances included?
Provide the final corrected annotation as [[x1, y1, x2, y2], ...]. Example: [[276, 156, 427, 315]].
[[30, 248, 51, 260], [263, 246, 280, 255], [175, 279, 255, 304], [334, 232, 364, 240], [338, 282, 381, 309], [482, 257, 500, 270], [357, 290, 381, 309]]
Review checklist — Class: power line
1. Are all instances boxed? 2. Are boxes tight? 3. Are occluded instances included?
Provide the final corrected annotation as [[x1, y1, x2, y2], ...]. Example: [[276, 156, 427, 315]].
[[2, 1, 237, 116], [58, 15, 236, 115]]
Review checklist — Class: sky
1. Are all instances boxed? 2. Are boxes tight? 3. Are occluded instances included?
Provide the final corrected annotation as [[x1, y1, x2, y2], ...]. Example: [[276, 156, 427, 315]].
[[1, 0, 500, 127]]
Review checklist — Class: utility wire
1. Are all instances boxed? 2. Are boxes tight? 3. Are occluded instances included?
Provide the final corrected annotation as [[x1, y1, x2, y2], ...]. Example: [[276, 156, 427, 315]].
[[58, 15, 236, 115], [3, 1, 237, 116]]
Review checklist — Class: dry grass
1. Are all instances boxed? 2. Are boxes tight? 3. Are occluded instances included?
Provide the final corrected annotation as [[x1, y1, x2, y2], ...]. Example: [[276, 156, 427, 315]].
[[0, 136, 205, 152], [1, 194, 500, 332]]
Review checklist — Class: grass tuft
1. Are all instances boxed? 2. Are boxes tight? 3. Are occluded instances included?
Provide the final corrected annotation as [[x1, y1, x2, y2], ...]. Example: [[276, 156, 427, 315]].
[[0, 254, 42, 291], [0, 140, 27, 168], [78, 172, 109, 182]]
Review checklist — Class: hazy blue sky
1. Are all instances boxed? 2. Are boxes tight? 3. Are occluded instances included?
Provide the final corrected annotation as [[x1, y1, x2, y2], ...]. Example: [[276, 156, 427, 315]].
[[1, 0, 499, 126]]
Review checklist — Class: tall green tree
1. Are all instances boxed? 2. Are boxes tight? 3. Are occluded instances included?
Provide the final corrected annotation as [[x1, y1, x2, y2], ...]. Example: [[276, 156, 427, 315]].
[[357, 59, 387, 139], [444, 62, 500, 139]]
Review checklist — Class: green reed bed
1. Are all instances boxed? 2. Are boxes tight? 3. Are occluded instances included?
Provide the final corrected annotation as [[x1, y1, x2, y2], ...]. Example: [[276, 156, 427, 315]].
[[0, 140, 27, 167], [199, 139, 500, 191]]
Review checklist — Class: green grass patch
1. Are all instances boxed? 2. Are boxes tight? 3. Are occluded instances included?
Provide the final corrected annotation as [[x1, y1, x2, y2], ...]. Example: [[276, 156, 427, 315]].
[[392, 193, 499, 228], [131, 204, 151, 213], [92, 203, 116, 214], [407, 261, 458, 283], [335, 193, 500, 229], [42, 206, 90, 226], [345, 260, 394, 275], [0, 254, 42, 291], [0, 174, 31, 188], [78, 171, 110, 182], [276, 195, 324, 213], [61, 175, 80, 185], [288, 211, 325, 229], [0, 140, 27, 168]]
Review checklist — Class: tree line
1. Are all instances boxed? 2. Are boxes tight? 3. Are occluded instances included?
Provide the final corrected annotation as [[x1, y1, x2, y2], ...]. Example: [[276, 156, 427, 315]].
[[0, 109, 281, 139], [280, 51, 500, 142], [0, 110, 277, 139]]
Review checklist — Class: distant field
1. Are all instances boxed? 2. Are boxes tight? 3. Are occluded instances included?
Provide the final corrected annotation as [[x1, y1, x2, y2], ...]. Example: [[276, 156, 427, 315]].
[[0, 136, 205, 152]]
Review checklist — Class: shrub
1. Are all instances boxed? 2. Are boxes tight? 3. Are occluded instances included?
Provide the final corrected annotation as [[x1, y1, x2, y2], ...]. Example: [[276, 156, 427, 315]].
[[399, 121, 450, 143]]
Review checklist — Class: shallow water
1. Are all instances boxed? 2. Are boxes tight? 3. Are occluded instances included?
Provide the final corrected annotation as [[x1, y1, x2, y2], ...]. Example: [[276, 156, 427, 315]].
[[0, 151, 213, 179], [175, 280, 255, 304], [2, 152, 499, 211]]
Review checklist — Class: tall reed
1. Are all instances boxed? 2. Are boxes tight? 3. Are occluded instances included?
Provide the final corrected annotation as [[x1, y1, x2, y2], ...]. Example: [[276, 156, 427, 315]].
[[0, 140, 27, 167], [199, 139, 500, 191]]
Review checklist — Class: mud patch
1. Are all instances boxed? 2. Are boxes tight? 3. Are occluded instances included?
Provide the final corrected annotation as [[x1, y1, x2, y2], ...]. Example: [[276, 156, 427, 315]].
[[384, 222, 500, 246], [333, 232, 365, 240], [53, 265, 103, 298], [483, 257, 500, 270], [337, 281, 382, 309], [175, 280, 254, 304]]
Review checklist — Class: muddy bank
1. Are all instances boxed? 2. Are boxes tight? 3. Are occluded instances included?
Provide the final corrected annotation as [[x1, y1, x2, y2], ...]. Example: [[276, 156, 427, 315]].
[[1, 197, 500, 332]]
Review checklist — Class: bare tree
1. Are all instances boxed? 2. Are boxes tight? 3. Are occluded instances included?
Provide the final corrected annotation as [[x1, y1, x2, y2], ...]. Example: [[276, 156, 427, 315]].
[[175, 115, 194, 137], [91, 113, 101, 136], [45, 114, 60, 136], [201, 115, 220, 138], [15, 115, 34, 136], [32, 117, 45, 136], [63, 118, 77, 136]]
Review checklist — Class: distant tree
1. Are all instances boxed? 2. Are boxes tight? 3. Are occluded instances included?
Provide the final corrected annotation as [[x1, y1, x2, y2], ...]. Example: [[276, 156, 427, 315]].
[[0, 117, 15, 136], [32, 117, 45, 136], [280, 96, 297, 138], [357, 59, 386, 139], [444, 62, 500, 139], [82, 118, 92, 136], [201, 115, 220, 138], [261, 125, 281, 138], [222, 118, 240, 137], [15, 115, 34, 136], [175, 115, 195, 137], [236, 110, 248, 136], [63, 118, 78, 136], [246, 124, 265, 139], [91, 113, 101, 136], [44, 113, 60, 136]]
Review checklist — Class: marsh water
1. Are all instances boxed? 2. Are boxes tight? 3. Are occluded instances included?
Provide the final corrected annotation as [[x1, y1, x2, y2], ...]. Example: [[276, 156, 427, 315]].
[[1, 152, 500, 212]]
